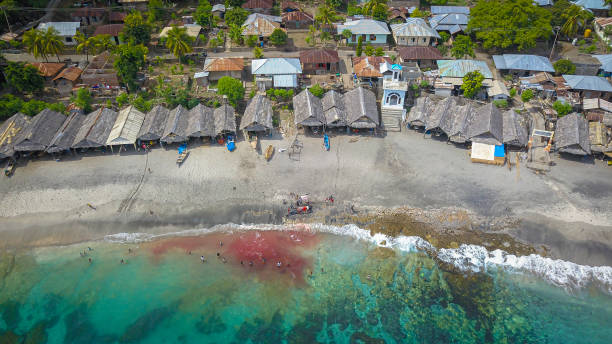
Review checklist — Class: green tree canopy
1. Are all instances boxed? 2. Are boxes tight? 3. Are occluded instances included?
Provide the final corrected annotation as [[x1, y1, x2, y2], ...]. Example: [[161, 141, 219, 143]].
[[147, 0, 165, 23], [74, 31, 93, 62], [217, 76, 244, 106], [113, 43, 148, 92], [363, 0, 388, 18], [521, 89, 534, 102], [194, 0, 214, 28], [0, 94, 65, 121], [165, 26, 194, 59], [553, 59, 576, 75], [72, 87, 93, 113], [4, 62, 44, 94], [228, 24, 244, 45], [560, 4, 592, 37], [225, 0, 245, 7], [89, 34, 114, 55], [253, 46, 263, 58], [269, 28, 287, 46], [468, 0, 552, 51], [315, 6, 340, 29], [225, 7, 249, 27], [553, 100, 572, 117], [22, 28, 46, 61], [41, 27, 65, 62], [365, 44, 375, 56], [309, 84, 325, 98], [356, 36, 364, 56], [461, 71, 484, 99], [451, 35, 475, 58], [121, 12, 152, 45]]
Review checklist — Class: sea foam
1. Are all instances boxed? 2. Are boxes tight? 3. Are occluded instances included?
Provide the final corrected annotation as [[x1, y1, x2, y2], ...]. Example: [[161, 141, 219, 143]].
[[103, 222, 612, 294]]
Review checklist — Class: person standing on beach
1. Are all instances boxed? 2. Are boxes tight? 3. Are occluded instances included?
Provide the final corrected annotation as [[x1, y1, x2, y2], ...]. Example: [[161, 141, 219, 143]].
[[201, 256, 206, 263]]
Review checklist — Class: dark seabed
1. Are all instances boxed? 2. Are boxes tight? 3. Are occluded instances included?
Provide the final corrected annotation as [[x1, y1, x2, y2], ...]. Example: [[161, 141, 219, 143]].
[[1, 227, 611, 343]]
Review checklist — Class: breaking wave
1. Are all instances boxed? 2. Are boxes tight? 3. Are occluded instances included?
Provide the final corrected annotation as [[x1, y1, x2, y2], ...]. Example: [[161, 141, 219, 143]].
[[103, 222, 612, 294]]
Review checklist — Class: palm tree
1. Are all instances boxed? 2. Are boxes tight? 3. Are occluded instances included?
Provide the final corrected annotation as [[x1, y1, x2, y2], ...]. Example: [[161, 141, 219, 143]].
[[362, 0, 387, 16], [315, 6, 339, 31], [90, 34, 114, 55], [22, 28, 46, 61], [561, 5, 593, 37], [74, 31, 92, 62], [165, 26, 193, 60], [41, 27, 65, 62]]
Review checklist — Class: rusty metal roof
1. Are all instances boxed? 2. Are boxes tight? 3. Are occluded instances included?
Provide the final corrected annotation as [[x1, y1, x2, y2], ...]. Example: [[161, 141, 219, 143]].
[[94, 24, 124, 36], [242, 0, 274, 9], [282, 11, 314, 22], [352, 56, 392, 78], [28, 62, 65, 77], [203, 58, 244, 72], [299, 49, 339, 64], [397, 46, 443, 60], [53, 66, 83, 82]]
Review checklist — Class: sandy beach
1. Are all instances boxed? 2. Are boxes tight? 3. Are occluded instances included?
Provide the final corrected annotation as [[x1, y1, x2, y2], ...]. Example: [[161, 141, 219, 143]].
[[1, 130, 611, 266]]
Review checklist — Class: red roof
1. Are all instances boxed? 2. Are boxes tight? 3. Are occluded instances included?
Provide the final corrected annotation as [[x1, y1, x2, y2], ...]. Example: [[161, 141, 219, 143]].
[[397, 46, 443, 60], [28, 62, 65, 77], [242, 0, 274, 9], [94, 24, 124, 36], [300, 49, 340, 64], [352, 56, 392, 78], [109, 12, 127, 22]]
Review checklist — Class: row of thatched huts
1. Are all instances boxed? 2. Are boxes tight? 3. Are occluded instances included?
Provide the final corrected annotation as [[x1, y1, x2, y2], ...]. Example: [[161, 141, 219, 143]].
[[407, 96, 529, 148], [0, 102, 240, 161], [293, 87, 380, 130]]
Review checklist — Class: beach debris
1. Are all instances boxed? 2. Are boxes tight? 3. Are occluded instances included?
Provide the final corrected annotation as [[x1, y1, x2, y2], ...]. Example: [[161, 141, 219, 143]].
[[349, 137, 359, 143], [87, 203, 96, 210]]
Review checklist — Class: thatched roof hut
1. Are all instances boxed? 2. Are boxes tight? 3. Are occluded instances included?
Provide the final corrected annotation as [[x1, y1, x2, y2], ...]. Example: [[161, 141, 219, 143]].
[[344, 87, 379, 128], [186, 103, 215, 138], [72, 108, 118, 149], [444, 102, 476, 143], [14, 109, 66, 153], [293, 89, 325, 126], [138, 105, 169, 142], [425, 97, 456, 132], [214, 104, 237, 135], [0, 113, 31, 159], [46, 110, 85, 153], [322, 90, 346, 127], [240, 95, 273, 132], [502, 110, 528, 147], [161, 105, 190, 143], [555, 112, 591, 155], [107, 105, 146, 146], [407, 96, 433, 127], [466, 103, 504, 145]]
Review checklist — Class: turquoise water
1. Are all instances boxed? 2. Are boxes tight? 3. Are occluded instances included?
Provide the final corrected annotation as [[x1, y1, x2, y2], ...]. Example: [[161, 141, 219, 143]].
[[1, 230, 611, 343]]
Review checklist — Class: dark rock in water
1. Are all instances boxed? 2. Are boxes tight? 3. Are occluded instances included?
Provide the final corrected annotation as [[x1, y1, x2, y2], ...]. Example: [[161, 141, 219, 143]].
[[194, 311, 227, 335], [23, 321, 48, 344], [366, 311, 378, 326], [287, 312, 325, 344], [120, 306, 174, 343], [350, 332, 385, 344], [0, 300, 21, 330], [63, 305, 100, 344], [0, 330, 21, 344], [233, 311, 285, 344]]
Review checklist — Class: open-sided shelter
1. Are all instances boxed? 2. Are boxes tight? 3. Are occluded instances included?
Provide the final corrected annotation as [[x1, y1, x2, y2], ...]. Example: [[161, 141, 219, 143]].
[[213, 104, 237, 136], [293, 89, 325, 127], [407, 96, 433, 127], [72, 108, 118, 149], [0, 113, 31, 160], [138, 105, 170, 143], [443, 102, 476, 143], [46, 109, 85, 154], [466, 103, 504, 145], [344, 87, 379, 129], [186, 103, 215, 139], [13, 109, 66, 153], [240, 95, 273, 133], [161, 105, 190, 144], [107, 105, 146, 150], [322, 90, 347, 127], [502, 110, 528, 148], [425, 96, 457, 133], [555, 112, 591, 155]]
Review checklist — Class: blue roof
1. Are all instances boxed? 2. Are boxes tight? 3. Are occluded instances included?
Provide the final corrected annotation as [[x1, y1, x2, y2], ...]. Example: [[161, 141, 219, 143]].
[[251, 58, 302, 75], [573, 0, 609, 10], [437, 59, 493, 79], [273, 74, 298, 88], [562, 75, 612, 92], [391, 64, 402, 70], [492, 54, 555, 73], [430, 6, 470, 15], [592, 54, 612, 72]]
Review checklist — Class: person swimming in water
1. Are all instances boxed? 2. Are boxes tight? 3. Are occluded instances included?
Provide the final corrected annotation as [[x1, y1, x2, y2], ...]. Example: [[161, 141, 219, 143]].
[[216, 252, 220, 257], [201, 256, 206, 263], [120, 259, 124, 264], [88, 258, 92, 263]]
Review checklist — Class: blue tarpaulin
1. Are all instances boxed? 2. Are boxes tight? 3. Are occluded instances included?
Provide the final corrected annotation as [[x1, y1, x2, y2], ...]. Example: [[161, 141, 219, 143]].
[[494, 144, 505, 157]]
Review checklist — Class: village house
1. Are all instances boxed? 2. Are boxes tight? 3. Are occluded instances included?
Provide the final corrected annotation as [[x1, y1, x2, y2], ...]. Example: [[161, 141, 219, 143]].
[[37, 22, 80, 45], [429, 6, 470, 35], [592, 54, 612, 75], [562, 74, 612, 101], [390, 18, 440, 46], [281, 1, 300, 12], [195, 58, 244, 86], [593, 17, 612, 47], [520, 72, 566, 99], [71, 8, 105, 26], [397, 46, 443, 69], [493, 54, 555, 76], [212, 4, 225, 18], [242, 13, 282, 44], [487, 80, 510, 101], [337, 19, 390, 45], [118, 0, 149, 11], [94, 24, 124, 45], [299, 49, 340, 75], [28, 62, 64, 82], [322, 90, 347, 128], [160, 24, 203, 45], [242, 0, 274, 14], [252, 58, 302, 89], [293, 89, 325, 131], [555, 112, 592, 155], [572, 0, 610, 17], [282, 11, 314, 30], [352, 56, 392, 81], [109, 12, 127, 24], [388, 7, 410, 24], [435, 59, 493, 98], [53, 66, 82, 96]]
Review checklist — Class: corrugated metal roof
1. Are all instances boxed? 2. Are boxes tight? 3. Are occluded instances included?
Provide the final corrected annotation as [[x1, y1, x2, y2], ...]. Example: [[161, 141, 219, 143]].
[[398, 46, 443, 60], [212, 4, 225, 12], [437, 59, 493, 79], [38, 22, 80, 36], [592, 54, 612, 72], [242, 13, 281, 36], [492, 54, 554, 72], [430, 13, 469, 27], [430, 6, 470, 15], [28, 62, 65, 77], [299, 49, 339, 64], [252, 58, 302, 75], [352, 56, 392, 78], [487, 80, 509, 97], [160, 24, 202, 38], [562, 75, 612, 92], [53, 66, 82, 82], [390, 18, 439, 38], [242, 0, 274, 9], [273, 74, 298, 87], [204, 58, 244, 72], [573, 0, 609, 10], [337, 19, 390, 35], [282, 11, 314, 22], [194, 71, 209, 78], [107, 105, 146, 145]]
